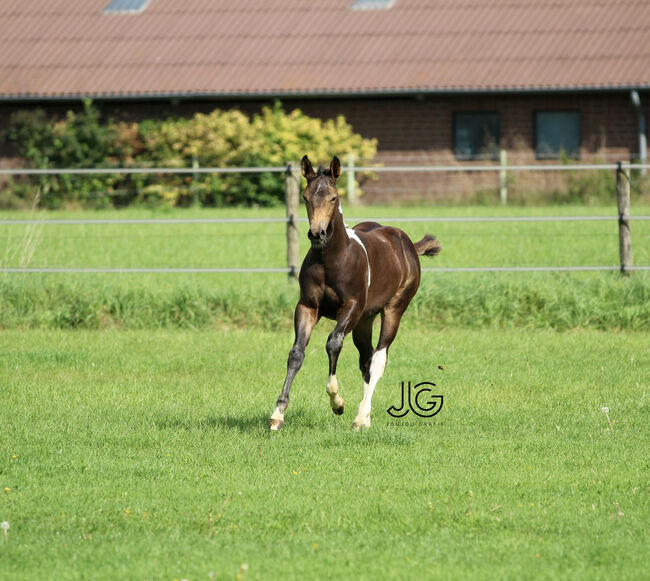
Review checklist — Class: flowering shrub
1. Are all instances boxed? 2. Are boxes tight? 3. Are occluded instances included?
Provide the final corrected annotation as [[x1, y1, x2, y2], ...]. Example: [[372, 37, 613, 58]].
[[132, 102, 377, 206]]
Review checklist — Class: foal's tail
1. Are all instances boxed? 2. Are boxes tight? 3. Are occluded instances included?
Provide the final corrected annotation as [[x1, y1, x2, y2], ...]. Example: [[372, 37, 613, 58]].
[[414, 234, 442, 257]]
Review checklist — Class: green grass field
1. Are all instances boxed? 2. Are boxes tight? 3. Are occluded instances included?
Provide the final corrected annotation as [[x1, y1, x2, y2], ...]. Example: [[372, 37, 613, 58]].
[[1, 205, 649, 579], [1, 328, 648, 580]]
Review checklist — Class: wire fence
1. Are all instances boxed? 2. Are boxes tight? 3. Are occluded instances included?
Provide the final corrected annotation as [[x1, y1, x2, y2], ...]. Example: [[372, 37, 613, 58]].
[[2, 215, 649, 226], [2, 162, 648, 175], [2, 161, 649, 205], [1, 162, 648, 274], [2, 266, 649, 274]]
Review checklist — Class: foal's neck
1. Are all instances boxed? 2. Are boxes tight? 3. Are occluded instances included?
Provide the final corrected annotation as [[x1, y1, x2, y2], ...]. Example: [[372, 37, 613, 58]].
[[322, 204, 352, 263]]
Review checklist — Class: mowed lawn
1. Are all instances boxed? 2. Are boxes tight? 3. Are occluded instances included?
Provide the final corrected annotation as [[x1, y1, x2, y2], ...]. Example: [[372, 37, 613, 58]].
[[1, 205, 648, 579], [1, 327, 648, 580]]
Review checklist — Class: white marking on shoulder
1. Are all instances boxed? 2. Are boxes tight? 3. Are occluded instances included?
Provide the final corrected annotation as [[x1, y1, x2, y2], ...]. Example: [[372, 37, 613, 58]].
[[346, 228, 371, 286]]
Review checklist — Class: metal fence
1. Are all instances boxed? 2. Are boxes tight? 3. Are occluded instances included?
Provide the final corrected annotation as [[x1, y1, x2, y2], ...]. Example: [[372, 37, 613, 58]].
[[1, 162, 649, 275]]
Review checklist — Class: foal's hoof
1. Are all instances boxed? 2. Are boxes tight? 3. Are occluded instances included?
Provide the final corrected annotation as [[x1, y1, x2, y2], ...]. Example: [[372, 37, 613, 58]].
[[352, 416, 371, 431], [332, 399, 345, 415], [269, 419, 284, 431]]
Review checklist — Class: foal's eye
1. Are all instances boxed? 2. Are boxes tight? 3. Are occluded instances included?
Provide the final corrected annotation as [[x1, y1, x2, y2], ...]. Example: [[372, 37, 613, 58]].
[[330, 197, 337, 203]]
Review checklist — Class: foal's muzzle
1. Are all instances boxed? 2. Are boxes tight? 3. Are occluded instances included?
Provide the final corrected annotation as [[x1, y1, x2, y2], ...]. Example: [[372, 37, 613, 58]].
[[308, 224, 330, 248]]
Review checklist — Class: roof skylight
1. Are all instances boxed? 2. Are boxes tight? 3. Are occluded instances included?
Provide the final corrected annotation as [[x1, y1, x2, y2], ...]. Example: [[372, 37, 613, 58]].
[[104, 0, 151, 14], [350, 0, 396, 10]]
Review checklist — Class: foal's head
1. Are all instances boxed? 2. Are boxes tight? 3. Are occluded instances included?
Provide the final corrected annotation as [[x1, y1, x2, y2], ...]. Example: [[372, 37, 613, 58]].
[[301, 155, 342, 248]]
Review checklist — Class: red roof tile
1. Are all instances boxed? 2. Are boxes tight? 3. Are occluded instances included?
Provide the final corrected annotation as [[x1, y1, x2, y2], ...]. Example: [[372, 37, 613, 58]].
[[1, 0, 649, 99]]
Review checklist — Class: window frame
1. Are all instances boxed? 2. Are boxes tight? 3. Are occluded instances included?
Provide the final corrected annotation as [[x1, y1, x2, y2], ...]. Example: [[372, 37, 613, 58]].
[[452, 111, 501, 161]]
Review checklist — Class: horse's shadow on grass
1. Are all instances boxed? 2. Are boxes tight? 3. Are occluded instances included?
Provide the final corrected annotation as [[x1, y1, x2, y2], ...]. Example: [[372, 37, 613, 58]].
[[155, 409, 319, 433]]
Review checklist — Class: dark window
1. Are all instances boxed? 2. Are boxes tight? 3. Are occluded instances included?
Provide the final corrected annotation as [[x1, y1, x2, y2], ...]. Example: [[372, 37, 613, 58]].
[[454, 112, 500, 160], [535, 111, 580, 159]]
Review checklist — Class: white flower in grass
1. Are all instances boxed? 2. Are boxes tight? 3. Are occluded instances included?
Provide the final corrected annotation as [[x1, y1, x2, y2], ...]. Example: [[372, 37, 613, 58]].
[[1, 521, 9, 537], [601, 406, 614, 430]]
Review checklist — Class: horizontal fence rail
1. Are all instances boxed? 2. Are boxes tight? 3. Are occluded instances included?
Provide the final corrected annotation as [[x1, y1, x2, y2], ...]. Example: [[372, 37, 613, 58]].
[[1, 215, 648, 225], [422, 266, 650, 273], [2, 163, 650, 176], [0, 217, 292, 225], [0, 267, 291, 274], [3, 266, 650, 274], [0, 166, 287, 176], [355, 163, 650, 173]]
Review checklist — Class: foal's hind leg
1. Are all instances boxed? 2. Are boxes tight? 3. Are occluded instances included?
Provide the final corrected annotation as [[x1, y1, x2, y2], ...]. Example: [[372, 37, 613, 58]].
[[352, 307, 404, 430], [351, 316, 375, 422]]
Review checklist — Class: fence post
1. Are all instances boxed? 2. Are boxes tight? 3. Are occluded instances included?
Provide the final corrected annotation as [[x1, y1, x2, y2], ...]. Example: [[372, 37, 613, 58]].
[[499, 149, 508, 205], [285, 162, 301, 280], [346, 152, 358, 205], [191, 155, 200, 206], [616, 162, 633, 274]]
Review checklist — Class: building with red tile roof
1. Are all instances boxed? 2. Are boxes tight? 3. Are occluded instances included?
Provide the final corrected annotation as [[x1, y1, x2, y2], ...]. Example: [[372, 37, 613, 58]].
[[2, 0, 649, 201]]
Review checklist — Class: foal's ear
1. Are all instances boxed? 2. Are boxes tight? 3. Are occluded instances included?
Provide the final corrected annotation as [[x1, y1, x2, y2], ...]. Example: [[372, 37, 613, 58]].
[[301, 155, 315, 178], [330, 156, 341, 179]]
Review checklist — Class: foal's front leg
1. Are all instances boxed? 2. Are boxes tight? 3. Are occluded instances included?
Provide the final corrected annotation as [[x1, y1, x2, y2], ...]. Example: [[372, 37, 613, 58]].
[[325, 299, 363, 417], [269, 303, 318, 431]]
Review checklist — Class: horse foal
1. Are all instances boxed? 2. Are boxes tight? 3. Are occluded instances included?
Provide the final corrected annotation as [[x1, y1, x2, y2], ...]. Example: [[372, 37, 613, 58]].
[[269, 155, 441, 431]]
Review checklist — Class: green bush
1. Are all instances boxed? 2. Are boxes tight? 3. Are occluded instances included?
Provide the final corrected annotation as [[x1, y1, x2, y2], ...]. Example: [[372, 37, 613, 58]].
[[2, 101, 377, 208], [3, 100, 126, 208]]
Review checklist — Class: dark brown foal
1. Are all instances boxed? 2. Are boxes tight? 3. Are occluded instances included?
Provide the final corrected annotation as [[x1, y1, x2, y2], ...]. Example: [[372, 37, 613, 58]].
[[269, 155, 441, 431]]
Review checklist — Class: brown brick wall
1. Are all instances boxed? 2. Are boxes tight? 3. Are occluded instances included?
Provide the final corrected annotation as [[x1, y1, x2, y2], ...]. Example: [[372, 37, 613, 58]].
[[283, 93, 645, 203]]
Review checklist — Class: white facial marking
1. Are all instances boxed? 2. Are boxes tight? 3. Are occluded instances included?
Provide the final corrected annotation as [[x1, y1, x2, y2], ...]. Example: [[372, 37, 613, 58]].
[[345, 228, 371, 286]]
